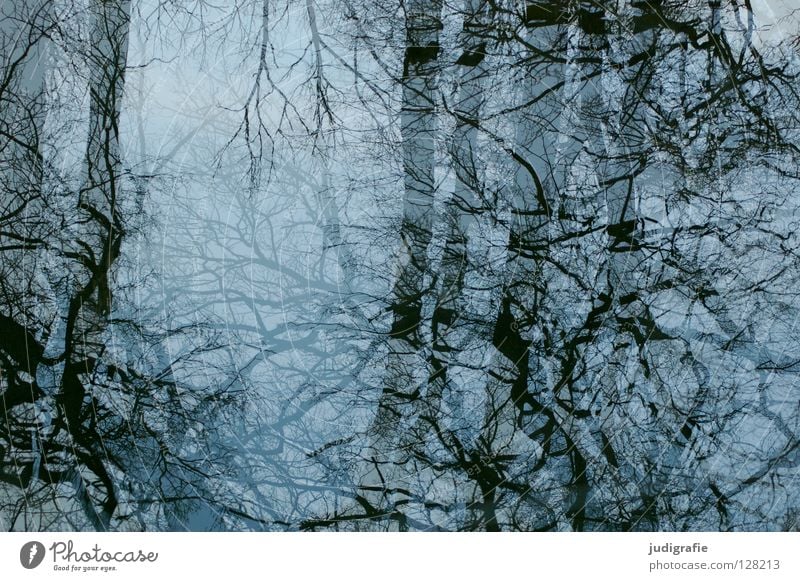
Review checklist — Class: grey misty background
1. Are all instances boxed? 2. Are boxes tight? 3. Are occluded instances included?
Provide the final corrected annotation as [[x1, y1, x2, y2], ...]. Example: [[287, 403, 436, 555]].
[[2, 0, 800, 532]]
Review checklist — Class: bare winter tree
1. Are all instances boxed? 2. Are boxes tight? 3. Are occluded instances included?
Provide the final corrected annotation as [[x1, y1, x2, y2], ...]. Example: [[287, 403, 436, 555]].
[[0, 0, 242, 531], [3, 0, 800, 531]]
